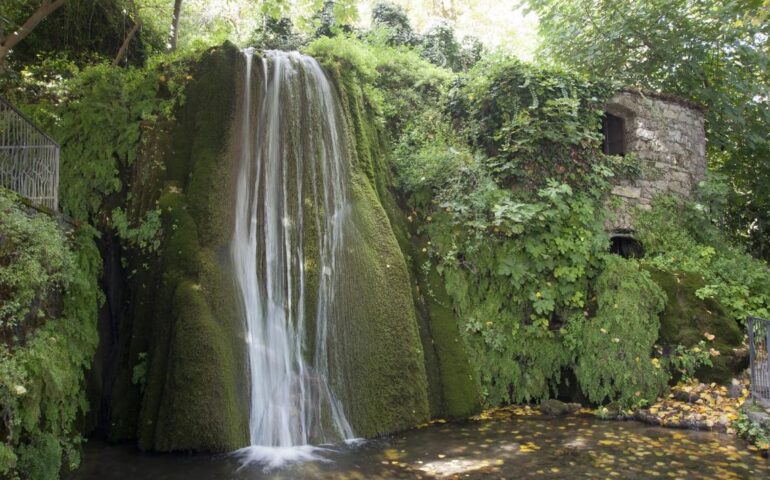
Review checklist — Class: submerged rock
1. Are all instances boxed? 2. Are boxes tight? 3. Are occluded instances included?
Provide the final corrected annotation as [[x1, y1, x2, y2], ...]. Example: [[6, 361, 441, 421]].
[[539, 399, 580, 416]]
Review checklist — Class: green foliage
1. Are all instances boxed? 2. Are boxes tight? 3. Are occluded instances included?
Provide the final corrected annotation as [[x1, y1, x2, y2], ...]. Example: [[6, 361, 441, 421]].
[[111, 207, 162, 253], [306, 33, 451, 134], [419, 22, 482, 72], [733, 411, 770, 451], [567, 256, 667, 408], [0, 195, 102, 480], [527, 0, 770, 259], [664, 341, 713, 383], [309, 0, 357, 38], [650, 267, 744, 384], [635, 193, 770, 322], [2, 50, 197, 260], [249, 16, 306, 50], [1, 0, 164, 71], [449, 55, 621, 192], [0, 190, 73, 335], [15, 433, 62, 480], [371, 2, 417, 46], [368, 3, 483, 72], [387, 57, 652, 405]]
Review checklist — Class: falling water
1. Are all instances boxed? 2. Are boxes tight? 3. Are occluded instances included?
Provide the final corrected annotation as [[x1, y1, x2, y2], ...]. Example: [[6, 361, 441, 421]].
[[232, 49, 355, 468]]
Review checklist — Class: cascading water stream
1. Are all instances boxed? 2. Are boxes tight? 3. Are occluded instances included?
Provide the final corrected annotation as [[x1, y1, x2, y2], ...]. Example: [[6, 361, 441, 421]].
[[232, 49, 355, 468]]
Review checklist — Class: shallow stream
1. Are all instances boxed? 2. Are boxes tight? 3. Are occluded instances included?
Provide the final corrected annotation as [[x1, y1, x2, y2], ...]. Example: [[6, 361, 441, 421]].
[[70, 412, 769, 479]]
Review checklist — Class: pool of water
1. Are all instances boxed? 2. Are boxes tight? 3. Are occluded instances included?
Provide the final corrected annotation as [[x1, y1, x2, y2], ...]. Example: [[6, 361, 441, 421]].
[[69, 413, 769, 479]]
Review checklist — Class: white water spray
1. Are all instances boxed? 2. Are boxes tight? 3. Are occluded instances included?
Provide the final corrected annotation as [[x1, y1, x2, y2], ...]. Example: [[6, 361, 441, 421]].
[[232, 49, 355, 468]]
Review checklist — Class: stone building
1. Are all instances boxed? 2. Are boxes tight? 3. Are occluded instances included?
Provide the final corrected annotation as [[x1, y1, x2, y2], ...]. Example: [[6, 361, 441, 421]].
[[602, 89, 706, 253]]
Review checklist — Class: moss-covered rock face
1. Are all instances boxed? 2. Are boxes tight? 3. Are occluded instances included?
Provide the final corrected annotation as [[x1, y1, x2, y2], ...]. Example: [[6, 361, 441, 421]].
[[324, 59, 481, 421], [332, 172, 430, 435], [105, 43, 249, 452], [104, 42, 484, 451], [650, 269, 746, 384]]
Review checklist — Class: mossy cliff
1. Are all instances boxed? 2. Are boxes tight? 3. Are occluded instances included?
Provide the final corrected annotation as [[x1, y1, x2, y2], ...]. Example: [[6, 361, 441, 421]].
[[104, 44, 249, 451], [323, 58, 481, 421], [96, 42, 486, 450]]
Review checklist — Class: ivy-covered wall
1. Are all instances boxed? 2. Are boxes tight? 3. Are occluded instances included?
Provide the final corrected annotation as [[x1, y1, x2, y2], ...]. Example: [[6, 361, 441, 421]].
[[605, 90, 707, 232]]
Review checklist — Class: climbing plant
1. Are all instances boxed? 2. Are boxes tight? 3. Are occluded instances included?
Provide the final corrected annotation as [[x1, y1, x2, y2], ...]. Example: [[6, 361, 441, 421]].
[[635, 191, 770, 323], [386, 54, 669, 406]]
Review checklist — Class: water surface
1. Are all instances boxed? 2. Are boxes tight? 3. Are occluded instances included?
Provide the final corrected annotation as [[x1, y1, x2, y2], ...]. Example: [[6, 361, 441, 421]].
[[71, 413, 769, 479]]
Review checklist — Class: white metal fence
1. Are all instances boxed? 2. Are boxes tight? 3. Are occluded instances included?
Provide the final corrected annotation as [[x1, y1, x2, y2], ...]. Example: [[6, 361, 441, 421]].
[[0, 96, 59, 210], [748, 317, 770, 405]]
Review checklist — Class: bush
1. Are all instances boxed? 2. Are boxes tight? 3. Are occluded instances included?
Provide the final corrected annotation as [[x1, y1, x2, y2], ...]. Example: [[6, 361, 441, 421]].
[[0, 192, 102, 480], [0, 191, 73, 337], [635, 192, 770, 323], [567, 256, 668, 407]]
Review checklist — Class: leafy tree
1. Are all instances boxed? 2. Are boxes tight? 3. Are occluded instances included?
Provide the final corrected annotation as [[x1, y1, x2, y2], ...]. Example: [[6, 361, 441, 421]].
[[371, 2, 418, 46], [420, 22, 461, 70], [525, 0, 770, 258], [0, 0, 66, 71], [249, 16, 304, 50], [310, 1, 356, 38]]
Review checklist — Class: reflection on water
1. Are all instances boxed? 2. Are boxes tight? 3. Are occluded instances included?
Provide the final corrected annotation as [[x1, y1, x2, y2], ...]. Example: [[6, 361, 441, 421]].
[[70, 413, 769, 479]]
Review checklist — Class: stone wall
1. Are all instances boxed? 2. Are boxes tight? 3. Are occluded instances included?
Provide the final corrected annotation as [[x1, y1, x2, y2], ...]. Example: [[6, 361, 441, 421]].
[[605, 90, 706, 231]]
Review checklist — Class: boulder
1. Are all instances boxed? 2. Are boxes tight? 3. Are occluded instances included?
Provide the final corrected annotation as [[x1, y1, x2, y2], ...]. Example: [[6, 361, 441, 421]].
[[540, 399, 580, 416]]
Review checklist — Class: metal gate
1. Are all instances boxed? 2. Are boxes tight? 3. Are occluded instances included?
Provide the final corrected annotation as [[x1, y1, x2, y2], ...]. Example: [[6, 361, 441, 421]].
[[0, 96, 59, 210], [748, 316, 770, 405]]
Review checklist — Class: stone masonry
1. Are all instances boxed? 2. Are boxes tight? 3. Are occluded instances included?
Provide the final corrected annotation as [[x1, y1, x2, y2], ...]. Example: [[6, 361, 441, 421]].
[[604, 89, 706, 232]]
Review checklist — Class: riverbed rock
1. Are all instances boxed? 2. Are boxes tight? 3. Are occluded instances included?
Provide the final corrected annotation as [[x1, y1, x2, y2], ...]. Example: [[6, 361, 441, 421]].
[[540, 399, 580, 416], [728, 379, 743, 399]]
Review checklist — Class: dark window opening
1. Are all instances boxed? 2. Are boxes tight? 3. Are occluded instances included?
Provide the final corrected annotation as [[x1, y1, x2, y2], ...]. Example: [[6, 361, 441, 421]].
[[610, 236, 644, 258], [602, 113, 626, 155]]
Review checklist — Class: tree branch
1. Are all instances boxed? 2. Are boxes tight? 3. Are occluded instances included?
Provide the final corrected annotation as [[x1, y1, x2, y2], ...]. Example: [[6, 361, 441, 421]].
[[0, 0, 67, 68], [113, 19, 142, 66]]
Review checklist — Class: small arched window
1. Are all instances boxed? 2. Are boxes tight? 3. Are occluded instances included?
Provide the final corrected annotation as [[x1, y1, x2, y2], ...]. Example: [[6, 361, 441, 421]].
[[602, 113, 626, 156]]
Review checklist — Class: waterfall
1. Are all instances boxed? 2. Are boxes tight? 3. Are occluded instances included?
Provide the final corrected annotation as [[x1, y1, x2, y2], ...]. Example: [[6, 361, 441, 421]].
[[232, 49, 355, 468]]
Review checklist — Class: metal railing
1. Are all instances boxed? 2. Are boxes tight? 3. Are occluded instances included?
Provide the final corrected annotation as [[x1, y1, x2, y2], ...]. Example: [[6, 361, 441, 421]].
[[748, 316, 770, 405], [0, 96, 59, 210]]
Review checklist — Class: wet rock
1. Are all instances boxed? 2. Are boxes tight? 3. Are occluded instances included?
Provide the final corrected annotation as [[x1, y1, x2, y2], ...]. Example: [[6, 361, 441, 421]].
[[728, 379, 743, 399], [540, 399, 580, 416], [673, 383, 706, 402], [746, 410, 770, 429]]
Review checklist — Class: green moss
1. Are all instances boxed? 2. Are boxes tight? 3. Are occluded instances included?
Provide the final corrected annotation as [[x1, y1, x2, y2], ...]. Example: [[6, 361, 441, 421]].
[[572, 257, 668, 407], [420, 263, 482, 418], [325, 172, 428, 435], [109, 43, 249, 452], [326, 59, 481, 421], [152, 280, 246, 451], [15, 433, 62, 480], [649, 269, 745, 384], [0, 191, 102, 479]]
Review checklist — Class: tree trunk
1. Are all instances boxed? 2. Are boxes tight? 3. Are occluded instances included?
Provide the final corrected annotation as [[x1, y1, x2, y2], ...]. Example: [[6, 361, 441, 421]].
[[0, 0, 67, 70], [168, 0, 183, 52]]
